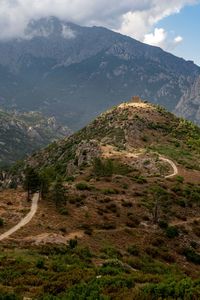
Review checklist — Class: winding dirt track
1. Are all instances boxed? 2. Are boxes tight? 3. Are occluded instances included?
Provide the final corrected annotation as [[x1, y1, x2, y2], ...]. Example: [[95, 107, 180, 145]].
[[0, 193, 39, 241], [160, 156, 178, 178]]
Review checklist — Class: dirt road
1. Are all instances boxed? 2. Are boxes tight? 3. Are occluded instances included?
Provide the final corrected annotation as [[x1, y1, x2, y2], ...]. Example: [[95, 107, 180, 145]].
[[0, 193, 39, 241], [160, 156, 178, 178]]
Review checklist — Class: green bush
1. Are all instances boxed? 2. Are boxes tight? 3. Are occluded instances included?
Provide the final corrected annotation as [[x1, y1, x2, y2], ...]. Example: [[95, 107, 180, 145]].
[[0, 293, 19, 300], [158, 220, 168, 229], [176, 175, 184, 183], [59, 207, 69, 215], [165, 226, 179, 238], [76, 182, 91, 191], [183, 248, 200, 265], [143, 278, 200, 299], [36, 259, 45, 269], [0, 218, 4, 227], [132, 175, 147, 184], [93, 157, 131, 177], [102, 188, 119, 195], [69, 239, 78, 249], [127, 245, 140, 256]]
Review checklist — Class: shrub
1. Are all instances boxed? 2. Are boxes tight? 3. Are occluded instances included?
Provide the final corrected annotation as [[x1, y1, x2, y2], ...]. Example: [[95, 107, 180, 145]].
[[190, 241, 198, 249], [132, 175, 147, 184], [9, 180, 18, 189], [101, 247, 122, 259], [182, 248, 200, 264], [143, 278, 200, 299], [0, 218, 4, 227], [59, 207, 69, 215], [76, 182, 91, 191], [93, 157, 131, 177], [127, 245, 140, 256], [158, 220, 168, 229], [122, 201, 133, 208], [69, 239, 78, 249], [66, 176, 75, 182], [176, 175, 184, 183], [100, 223, 116, 230], [127, 214, 140, 227], [176, 198, 187, 207], [102, 188, 119, 195], [145, 247, 158, 258], [165, 226, 179, 238], [0, 293, 19, 300], [36, 259, 45, 269], [80, 224, 93, 236], [106, 203, 118, 213]]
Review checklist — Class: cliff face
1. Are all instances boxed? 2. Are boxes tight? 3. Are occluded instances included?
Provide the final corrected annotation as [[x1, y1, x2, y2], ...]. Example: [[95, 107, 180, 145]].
[[174, 76, 200, 124]]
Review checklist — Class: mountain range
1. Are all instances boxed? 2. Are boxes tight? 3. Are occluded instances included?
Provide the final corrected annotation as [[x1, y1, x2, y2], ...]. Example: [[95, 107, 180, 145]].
[[0, 17, 200, 130]]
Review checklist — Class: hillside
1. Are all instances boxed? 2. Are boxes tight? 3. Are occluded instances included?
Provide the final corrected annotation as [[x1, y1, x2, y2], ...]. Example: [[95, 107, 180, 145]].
[[0, 99, 199, 299], [28, 97, 200, 174], [0, 17, 200, 129], [0, 110, 71, 165]]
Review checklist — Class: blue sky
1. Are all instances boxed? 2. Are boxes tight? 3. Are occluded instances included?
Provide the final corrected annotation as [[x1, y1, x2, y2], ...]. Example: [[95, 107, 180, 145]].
[[158, 3, 200, 66]]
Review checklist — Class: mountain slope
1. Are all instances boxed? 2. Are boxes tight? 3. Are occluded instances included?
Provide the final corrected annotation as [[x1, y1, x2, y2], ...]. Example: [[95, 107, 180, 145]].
[[0, 110, 71, 165], [1, 98, 200, 299], [175, 75, 200, 124], [0, 17, 199, 129], [27, 97, 200, 175]]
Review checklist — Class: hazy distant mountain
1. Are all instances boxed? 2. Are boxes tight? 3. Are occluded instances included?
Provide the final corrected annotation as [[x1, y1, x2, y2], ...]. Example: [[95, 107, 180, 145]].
[[0, 109, 71, 165], [0, 17, 199, 129], [175, 76, 200, 123]]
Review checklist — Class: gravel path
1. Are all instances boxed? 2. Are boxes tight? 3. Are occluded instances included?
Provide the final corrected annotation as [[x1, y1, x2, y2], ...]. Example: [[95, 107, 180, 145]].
[[0, 193, 39, 241]]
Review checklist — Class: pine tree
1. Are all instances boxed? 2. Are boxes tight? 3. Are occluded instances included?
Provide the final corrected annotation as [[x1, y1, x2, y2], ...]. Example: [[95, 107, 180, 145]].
[[51, 177, 66, 208], [23, 167, 40, 201]]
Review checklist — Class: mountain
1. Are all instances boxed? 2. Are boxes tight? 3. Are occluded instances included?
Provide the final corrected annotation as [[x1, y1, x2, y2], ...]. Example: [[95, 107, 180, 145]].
[[0, 109, 71, 165], [27, 97, 200, 175], [175, 75, 200, 123], [0, 17, 199, 130], [1, 98, 200, 299]]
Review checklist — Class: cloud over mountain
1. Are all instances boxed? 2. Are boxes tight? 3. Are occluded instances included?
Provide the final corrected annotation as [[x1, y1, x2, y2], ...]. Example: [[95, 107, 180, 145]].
[[0, 0, 197, 49]]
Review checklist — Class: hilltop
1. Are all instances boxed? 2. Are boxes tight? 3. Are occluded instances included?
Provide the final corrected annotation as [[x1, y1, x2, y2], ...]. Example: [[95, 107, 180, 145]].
[[28, 97, 200, 174], [0, 99, 200, 299]]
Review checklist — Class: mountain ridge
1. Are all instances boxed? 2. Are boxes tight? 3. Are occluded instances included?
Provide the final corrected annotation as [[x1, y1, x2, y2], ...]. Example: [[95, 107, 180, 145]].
[[0, 17, 199, 130], [25, 98, 200, 178]]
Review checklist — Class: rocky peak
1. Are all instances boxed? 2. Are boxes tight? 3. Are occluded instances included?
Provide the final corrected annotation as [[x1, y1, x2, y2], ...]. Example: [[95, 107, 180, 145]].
[[24, 17, 76, 40]]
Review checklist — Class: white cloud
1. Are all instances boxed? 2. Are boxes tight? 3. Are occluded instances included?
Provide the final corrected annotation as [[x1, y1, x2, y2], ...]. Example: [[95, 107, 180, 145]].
[[62, 25, 75, 39], [144, 28, 183, 49], [174, 36, 183, 44], [0, 0, 198, 50], [144, 28, 167, 47]]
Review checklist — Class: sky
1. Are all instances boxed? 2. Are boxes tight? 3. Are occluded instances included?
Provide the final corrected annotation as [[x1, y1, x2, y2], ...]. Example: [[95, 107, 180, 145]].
[[0, 0, 199, 65]]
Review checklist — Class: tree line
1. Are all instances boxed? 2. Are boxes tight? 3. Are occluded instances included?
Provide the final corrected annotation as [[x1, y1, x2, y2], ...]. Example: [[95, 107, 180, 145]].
[[23, 167, 66, 207]]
